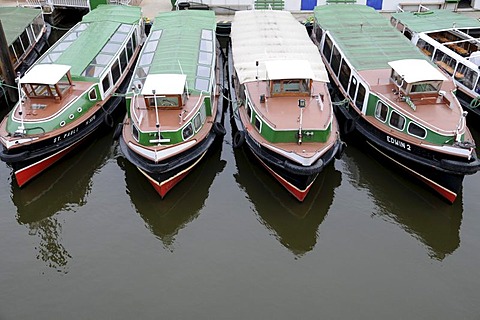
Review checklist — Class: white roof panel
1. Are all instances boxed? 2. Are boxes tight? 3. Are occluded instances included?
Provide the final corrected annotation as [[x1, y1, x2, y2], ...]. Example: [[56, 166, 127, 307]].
[[388, 59, 447, 83], [141, 74, 187, 96], [231, 10, 329, 84], [265, 60, 315, 80], [20, 64, 71, 85]]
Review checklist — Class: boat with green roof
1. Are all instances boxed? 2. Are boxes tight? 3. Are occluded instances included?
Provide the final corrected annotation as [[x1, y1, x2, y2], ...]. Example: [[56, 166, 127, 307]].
[[117, 10, 226, 198], [0, 7, 48, 98], [391, 9, 480, 122], [228, 10, 344, 202], [312, 4, 480, 203], [0, 4, 144, 187]]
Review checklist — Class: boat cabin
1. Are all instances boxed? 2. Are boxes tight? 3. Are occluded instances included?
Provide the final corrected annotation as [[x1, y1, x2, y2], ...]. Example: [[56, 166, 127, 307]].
[[388, 59, 447, 96], [19, 64, 73, 101], [265, 60, 313, 97], [141, 74, 187, 109]]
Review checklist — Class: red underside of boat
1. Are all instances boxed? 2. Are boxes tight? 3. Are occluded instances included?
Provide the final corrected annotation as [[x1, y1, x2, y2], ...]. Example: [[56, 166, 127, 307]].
[[145, 167, 194, 199]]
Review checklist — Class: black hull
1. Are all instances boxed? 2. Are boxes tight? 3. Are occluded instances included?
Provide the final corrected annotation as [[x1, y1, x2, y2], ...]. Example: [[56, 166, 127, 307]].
[[333, 94, 480, 202], [455, 89, 480, 125], [0, 66, 133, 175]]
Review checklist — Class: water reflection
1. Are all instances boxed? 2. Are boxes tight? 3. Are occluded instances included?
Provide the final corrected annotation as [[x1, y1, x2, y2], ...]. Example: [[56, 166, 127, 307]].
[[342, 146, 462, 261], [119, 147, 226, 249], [234, 148, 342, 257], [12, 134, 114, 272]]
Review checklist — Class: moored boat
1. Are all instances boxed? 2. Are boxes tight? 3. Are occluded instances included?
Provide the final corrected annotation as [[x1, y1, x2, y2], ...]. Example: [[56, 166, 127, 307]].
[[312, 4, 480, 203], [390, 9, 480, 123], [227, 10, 344, 202], [0, 7, 49, 99], [118, 10, 226, 198], [0, 5, 144, 186]]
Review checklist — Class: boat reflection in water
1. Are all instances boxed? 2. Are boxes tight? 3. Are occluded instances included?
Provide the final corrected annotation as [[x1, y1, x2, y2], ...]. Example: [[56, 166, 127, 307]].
[[343, 146, 462, 261], [118, 146, 226, 249], [11, 133, 114, 272], [234, 147, 342, 257]]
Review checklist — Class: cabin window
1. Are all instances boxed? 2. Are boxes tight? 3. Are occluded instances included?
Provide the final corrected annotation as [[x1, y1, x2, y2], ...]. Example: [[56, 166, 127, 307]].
[[407, 122, 427, 139], [111, 60, 121, 84], [416, 39, 434, 57], [433, 50, 456, 76], [12, 38, 25, 60], [147, 96, 178, 107], [375, 101, 389, 122], [254, 116, 262, 132], [389, 110, 406, 131], [348, 76, 357, 100], [9, 47, 17, 65], [395, 21, 405, 33], [272, 81, 281, 94], [88, 88, 97, 101], [132, 124, 139, 142], [126, 37, 134, 61], [182, 123, 194, 140], [455, 63, 478, 90], [331, 46, 341, 76], [120, 50, 128, 72], [195, 78, 210, 92], [246, 104, 252, 121], [404, 28, 412, 40], [339, 59, 351, 91], [102, 73, 112, 93], [20, 30, 31, 51], [410, 82, 438, 93], [355, 83, 366, 109], [193, 114, 203, 132], [323, 34, 333, 63]]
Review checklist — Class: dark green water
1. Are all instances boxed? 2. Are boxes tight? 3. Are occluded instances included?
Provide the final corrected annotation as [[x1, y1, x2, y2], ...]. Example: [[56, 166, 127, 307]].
[[1, 105, 479, 318]]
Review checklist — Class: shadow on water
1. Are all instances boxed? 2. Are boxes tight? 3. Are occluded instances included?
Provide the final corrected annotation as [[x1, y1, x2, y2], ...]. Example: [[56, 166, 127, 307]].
[[341, 144, 463, 261], [11, 133, 115, 272], [233, 146, 342, 257], [117, 145, 226, 250]]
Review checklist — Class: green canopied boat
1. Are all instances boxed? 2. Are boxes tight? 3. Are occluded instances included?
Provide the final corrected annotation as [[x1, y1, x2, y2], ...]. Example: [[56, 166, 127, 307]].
[[312, 4, 480, 203], [0, 5, 144, 186], [118, 10, 226, 198]]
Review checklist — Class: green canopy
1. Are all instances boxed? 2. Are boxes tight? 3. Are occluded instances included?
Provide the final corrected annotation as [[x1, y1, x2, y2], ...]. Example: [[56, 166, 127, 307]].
[[0, 7, 42, 45], [392, 9, 480, 33]]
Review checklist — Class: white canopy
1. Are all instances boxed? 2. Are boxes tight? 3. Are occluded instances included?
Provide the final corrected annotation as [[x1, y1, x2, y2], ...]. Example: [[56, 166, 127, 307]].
[[141, 74, 187, 96], [388, 59, 447, 83], [20, 64, 71, 85], [265, 60, 315, 80], [231, 10, 329, 84]]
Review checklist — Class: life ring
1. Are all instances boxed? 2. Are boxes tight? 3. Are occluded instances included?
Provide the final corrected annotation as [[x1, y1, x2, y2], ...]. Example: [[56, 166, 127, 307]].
[[233, 130, 245, 148], [104, 112, 114, 128], [343, 118, 356, 135], [113, 123, 123, 140], [213, 122, 226, 136], [335, 141, 346, 160], [470, 96, 480, 109]]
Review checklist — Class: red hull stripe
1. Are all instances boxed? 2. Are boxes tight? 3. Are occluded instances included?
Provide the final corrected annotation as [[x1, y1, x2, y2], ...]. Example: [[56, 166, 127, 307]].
[[251, 152, 314, 202], [15, 137, 85, 187], [367, 142, 457, 203], [137, 151, 207, 198]]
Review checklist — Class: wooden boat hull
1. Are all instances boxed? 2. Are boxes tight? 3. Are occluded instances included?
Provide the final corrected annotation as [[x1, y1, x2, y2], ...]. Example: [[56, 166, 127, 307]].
[[119, 127, 223, 198], [0, 79, 128, 187], [333, 96, 480, 203]]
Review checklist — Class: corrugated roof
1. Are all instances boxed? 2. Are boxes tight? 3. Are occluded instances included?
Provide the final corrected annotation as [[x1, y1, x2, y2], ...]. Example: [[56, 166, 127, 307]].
[[147, 10, 217, 94], [0, 7, 42, 45], [231, 10, 329, 83], [314, 5, 428, 71], [391, 10, 480, 33]]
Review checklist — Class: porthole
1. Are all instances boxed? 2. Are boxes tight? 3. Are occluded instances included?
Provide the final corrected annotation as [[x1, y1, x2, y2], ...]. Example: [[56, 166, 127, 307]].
[[254, 116, 262, 132], [77, 107, 83, 113], [60, 121, 66, 127], [407, 122, 427, 139], [69, 114, 75, 120], [389, 110, 406, 131], [375, 101, 389, 122], [182, 123, 194, 140]]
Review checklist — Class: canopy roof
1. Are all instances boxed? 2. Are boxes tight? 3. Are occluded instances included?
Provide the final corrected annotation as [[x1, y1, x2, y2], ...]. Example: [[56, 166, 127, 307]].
[[391, 10, 480, 33], [265, 60, 315, 80], [231, 10, 329, 84], [314, 5, 428, 71], [20, 64, 71, 85], [141, 74, 187, 96], [388, 59, 447, 83], [130, 10, 217, 95], [37, 5, 141, 77], [0, 7, 43, 45]]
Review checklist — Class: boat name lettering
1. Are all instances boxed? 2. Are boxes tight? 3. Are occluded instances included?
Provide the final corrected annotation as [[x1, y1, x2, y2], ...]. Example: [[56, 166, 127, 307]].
[[85, 115, 96, 125], [386, 135, 411, 151]]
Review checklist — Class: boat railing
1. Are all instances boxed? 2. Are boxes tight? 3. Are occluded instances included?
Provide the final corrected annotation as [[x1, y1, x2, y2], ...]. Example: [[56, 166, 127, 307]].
[[22, 0, 90, 9]]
